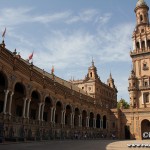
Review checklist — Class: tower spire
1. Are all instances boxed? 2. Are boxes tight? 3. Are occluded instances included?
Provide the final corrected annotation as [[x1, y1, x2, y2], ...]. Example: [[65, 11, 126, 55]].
[[92, 57, 94, 67]]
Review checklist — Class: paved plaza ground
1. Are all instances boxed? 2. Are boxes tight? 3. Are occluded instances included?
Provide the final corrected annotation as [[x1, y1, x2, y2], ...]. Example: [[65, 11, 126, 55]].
[[0, 140, 150, 150]]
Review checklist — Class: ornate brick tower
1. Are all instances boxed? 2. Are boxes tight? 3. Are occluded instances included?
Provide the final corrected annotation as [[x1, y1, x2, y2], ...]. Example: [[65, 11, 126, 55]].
[[129, 0, 150, 108]]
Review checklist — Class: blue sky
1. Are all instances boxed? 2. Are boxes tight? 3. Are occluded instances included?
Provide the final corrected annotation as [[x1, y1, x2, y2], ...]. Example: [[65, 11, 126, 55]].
[[0, 0, 150, 102]]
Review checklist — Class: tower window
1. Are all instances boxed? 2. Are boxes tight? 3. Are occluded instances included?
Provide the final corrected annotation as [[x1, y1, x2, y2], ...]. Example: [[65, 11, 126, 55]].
[[143, 63, 149, 70], [143, 93, 149, 103], [90, 72, 92, 77], [141, 29, 144, 33], [140, 15, 143, 22], [144, 82, 148, 87], [136, 42, 140, 49]]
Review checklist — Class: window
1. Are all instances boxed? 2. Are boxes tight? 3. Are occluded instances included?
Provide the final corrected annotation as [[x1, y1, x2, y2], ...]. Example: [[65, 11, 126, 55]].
[[144, 93, 149, 103], [144, 82, 148, 87], [143, 62, 149, 70], [141, 29, 144, 33], [140, 15, 143, 22], [90, 72, 92, 77], [82, 87, 84, 90]]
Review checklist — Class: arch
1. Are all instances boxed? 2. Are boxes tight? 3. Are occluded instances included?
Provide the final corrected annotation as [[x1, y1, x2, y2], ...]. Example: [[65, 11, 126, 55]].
[[11, 82, 26, 117], [82, 110, 87, 127], [29, 90, 41, 120], [0, 71, 8, 89], [141, 119, 150, 140], [140, 14, 143, 22], [89, 112, 94, 128], [43, 96, 53, 122], [55, 101, 63, 124], [147, 40, 150, 48], [141, 41, 145, 49], [74, 107, 80, 127], [136, 42, 140, 49], [65, 105, 72, 126], [96, 114, 101, 128], [103, 115, 107, 129], [0, 71, 8, 113]]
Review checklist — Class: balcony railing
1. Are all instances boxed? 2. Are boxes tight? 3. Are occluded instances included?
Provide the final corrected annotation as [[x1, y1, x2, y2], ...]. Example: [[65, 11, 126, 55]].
[[139, 85, 150, 90]]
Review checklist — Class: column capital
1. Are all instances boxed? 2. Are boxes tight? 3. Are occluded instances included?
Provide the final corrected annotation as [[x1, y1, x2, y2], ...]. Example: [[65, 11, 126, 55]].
[[10, 91, 14, 96], [4, 89, 9, 94]]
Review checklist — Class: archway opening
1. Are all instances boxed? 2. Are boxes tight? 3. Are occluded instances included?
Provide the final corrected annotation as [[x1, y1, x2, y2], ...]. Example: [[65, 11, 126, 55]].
[[0, 72, 7, 113], [55, 101, 62, 124], [12, 83, 25, 117], [30, 91, 40, 120], [82, 110, 87, 127], [103, 115, 107, 129], [96, 114, 101, 128], [141, 119, 150, 140], [65, 105, 72, 126], [43, 97, 53, 122], [74, 108, 80, 127], [89, 112, 94, 128]]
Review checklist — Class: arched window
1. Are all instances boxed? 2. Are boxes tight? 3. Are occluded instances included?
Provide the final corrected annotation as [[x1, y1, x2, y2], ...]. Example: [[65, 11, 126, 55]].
[[141, 41, 145, 50], [136, 42, 140, 49], [90, 72, 92, 77], [140, 15, 143, 22]]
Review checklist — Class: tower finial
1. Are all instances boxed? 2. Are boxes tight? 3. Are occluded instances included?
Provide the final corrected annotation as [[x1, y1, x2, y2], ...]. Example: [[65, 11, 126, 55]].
[[110, 72, 112, 79], [92, 57, 94, 66]]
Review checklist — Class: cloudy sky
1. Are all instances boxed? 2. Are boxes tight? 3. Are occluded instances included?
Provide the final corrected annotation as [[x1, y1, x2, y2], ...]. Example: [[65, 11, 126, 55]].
[[0, 0, 150, 102]]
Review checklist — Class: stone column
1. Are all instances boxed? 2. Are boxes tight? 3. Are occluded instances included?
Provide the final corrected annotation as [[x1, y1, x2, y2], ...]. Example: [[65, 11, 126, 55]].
[[72, 113, 74, 128], [22, 98, 27, 118], [38, 103, 42, 121], [63, 111, 66, 125], [145, 37, 147, 49], [3, 90, 9, 114], [133, 39, 136, 50], [26, 99, 31, 118], [41, 103, 45, 121], [50, 107, 54, 122], [8, 92, 14, 115], [93, 118, 96, 128], [80, 115, 82, 127], [53, 108, 56, 124], [86, 117, 89, 128], [139, 39, 142, 49], [61, 111, 64, 125], [101, 120, 103, 129], [78, 115, 81, 127], [70, 113, 72, 126]]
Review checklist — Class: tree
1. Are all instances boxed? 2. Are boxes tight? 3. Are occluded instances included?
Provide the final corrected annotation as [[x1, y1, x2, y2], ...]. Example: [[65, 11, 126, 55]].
[[117, 99, 129, 109]]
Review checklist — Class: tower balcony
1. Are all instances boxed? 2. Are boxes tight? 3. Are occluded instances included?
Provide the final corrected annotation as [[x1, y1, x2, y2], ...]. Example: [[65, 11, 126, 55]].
[[128, 86, 139, 91], [139, 85, 150, 90], [130, 48, 150, 56]]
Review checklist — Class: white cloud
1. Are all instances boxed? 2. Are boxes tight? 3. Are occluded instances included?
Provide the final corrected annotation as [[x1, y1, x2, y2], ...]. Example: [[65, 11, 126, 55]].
[[66, 9, 98, 24], [35, 22, 134, 71]]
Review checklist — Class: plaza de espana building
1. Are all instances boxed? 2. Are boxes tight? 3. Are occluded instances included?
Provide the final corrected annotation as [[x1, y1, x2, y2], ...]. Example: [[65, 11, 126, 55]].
[[0, 0, 150, 141]]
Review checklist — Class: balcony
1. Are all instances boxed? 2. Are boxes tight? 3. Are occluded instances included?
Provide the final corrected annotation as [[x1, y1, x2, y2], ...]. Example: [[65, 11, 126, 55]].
[[139, 85, 150, 90], [130, 48, 150, 56], [128, 86, 139, 91]]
